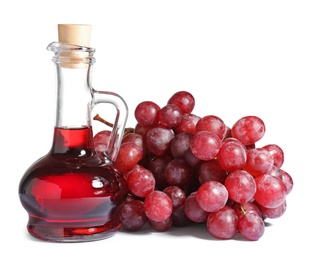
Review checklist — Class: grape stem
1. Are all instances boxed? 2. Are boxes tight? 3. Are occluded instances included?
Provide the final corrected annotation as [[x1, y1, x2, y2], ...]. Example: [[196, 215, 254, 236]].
[[93, 114, 114, 128], [93, 114, 134, 135], [239, 204, 247, 215]]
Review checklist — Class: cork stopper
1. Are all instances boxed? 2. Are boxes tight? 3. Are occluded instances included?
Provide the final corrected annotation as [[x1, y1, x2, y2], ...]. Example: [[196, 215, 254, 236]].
[[58, 24, 91, 47], [57, 24, 92, 68]]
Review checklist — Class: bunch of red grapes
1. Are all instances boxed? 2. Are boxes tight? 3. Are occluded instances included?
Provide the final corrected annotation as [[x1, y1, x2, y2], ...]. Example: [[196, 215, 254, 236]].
[[94, 91, 293, 241]]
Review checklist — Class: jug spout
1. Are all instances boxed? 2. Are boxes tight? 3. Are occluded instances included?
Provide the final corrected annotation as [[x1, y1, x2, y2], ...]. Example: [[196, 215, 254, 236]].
[[47, 41, 95, 54], [47, 42, 95, 69]]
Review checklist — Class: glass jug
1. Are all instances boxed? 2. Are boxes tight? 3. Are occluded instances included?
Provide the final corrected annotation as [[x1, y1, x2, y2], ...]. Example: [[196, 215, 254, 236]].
[[18, 25, 129, 242]]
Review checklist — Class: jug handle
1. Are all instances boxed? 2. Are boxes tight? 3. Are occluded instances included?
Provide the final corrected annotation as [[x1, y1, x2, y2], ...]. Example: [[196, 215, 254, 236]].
[[92, 89, 128, 162]]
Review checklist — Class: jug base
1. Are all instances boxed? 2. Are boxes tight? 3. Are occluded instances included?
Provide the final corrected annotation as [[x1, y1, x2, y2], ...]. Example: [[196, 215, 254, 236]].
[[27, 217, 120, 242]]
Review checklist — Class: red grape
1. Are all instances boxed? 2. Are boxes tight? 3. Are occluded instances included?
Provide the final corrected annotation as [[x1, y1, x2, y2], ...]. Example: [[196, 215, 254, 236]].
[[114, 142, 143, 174], [256, 200, 287, 219], [158, 104, 183, 128], [172, 205, 192, 227], [148, 155, 172, 190], [135, 101, 160, 126], [149, 217, 172, 232], [146, 127, 175, 156], [267, 165, 283, 179], [164, 158, 194, 188], [184, 148, 203, 168], [243, 148, 274, 177], [94, 130, 111, 155], [254, 174, 287, 208], [94, 142, 109, 155], [122, 132, 145, 154], [224, 169, 256, 204], [94, 130, 111, 147], [238, 211, 265, 241], [144, 190, 173, 222], [173, 113, 200, 134], [196, 181, 228, 212], [207, 205, 238, 239], [163, 185, 186, 209], [196, 115, 226, 140], [217, 139, 247, 172], [184, 192, 209, 223], [119, 200, 147, 231], [170, 132, 193, 158], [280, 169, 293, 194], [231, 116, 265, 145], [127, 165, 155, 198], [197, 159, 227, 184], [263, 144, 284, 168], [190, 131, 221, 161], [167, 90, 195, 114], [134, 123, 151, 139]]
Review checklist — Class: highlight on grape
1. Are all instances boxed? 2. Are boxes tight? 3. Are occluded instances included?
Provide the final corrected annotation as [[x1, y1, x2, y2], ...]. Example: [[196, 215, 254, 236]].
[[94, 90, 293, 241]]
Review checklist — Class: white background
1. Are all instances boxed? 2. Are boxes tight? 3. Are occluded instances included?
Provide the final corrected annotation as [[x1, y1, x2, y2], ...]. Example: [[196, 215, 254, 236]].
[[1, 0, 312, 259]]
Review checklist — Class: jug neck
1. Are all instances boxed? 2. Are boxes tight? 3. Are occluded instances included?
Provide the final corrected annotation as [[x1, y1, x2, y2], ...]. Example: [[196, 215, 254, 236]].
[[47, 42, 96, 129]]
